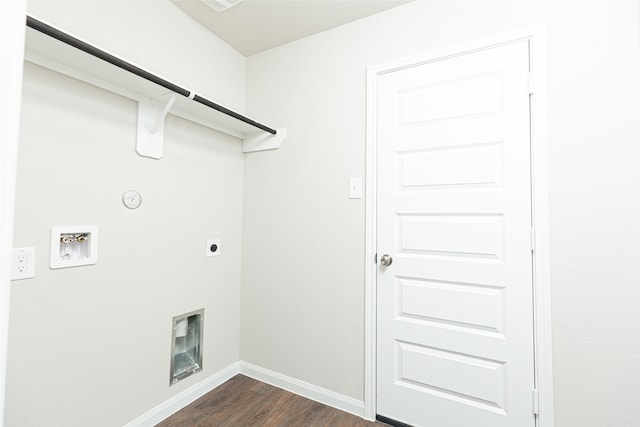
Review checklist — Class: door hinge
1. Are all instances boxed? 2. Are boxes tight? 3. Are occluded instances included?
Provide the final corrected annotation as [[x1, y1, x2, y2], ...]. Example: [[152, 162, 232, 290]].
[[532, 388, 540, 415], [528, 72, 535, 95], [530, 227, 535, 252]]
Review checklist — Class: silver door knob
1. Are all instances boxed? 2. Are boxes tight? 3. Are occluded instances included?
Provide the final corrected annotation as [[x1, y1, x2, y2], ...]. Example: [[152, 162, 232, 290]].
[[380, 254, 393, 266]]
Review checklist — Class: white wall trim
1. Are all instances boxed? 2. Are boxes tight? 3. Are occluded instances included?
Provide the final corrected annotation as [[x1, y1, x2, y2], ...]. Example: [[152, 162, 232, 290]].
[[364, 24, 554, 426], [363, 63, 379, 422], [239, 361, 365, 418], [124, 362, 240, 427], [528, 25, 555, 427], [125, 361, 367, 425], [0, 1, 27, 426]]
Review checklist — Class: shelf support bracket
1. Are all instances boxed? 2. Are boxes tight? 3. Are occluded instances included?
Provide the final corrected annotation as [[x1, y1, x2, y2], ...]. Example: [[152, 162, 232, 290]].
[[243, 128, 287, 153], [136, 93, 177, 159]]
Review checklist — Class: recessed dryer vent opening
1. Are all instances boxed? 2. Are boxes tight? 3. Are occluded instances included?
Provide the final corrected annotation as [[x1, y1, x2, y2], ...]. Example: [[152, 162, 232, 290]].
[[170, 309, 204, 385]]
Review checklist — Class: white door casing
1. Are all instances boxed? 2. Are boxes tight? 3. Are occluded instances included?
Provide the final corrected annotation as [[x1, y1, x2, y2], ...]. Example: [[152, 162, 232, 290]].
[[0, 0, 27, 427], [365, 27, 553, 427], [0, 1, 27, 425]]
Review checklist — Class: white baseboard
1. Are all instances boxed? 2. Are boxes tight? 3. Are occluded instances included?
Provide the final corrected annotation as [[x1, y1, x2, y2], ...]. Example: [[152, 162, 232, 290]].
[[238, 361, 365, 418], [124, 360, 365, 426], [124, 361, 240, 427]]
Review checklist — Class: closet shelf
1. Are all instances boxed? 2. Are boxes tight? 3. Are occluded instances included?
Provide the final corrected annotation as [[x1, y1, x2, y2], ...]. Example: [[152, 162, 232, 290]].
[[23, 15, 286, 156]]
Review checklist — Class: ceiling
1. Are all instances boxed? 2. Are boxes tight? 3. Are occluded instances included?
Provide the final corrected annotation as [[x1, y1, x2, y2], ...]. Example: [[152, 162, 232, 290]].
[[171, 0, 412, 56]]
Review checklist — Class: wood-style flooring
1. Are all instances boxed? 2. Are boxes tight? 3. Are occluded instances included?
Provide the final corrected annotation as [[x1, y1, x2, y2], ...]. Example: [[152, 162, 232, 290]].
[[156, 374, 390, 427]]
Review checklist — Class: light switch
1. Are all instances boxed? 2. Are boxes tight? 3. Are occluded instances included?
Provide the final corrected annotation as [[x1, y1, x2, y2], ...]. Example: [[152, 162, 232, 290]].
[[349, 178, 362, 199]]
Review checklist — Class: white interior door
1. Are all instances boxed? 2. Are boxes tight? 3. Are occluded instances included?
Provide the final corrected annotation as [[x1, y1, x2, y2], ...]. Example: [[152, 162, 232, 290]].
[[376, 40, 535, 427]]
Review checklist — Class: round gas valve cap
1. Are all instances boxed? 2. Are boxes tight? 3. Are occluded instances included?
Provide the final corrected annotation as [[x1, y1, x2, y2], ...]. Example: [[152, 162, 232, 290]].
[[122, 190, 142, 209]]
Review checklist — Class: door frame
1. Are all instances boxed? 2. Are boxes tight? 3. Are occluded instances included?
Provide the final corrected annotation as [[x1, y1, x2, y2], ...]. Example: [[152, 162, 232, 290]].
[[0, 1, 27, 425], [364, 25, 553, 427]]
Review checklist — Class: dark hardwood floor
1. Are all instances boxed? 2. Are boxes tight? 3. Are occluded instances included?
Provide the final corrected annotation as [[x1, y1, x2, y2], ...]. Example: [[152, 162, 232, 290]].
[[156, 374, 390, 427]]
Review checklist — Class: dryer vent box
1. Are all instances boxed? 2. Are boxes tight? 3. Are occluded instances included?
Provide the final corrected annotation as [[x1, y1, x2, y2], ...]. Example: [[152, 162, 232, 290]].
[[170, 308, 204, 385], [50, 226, 98, 269]]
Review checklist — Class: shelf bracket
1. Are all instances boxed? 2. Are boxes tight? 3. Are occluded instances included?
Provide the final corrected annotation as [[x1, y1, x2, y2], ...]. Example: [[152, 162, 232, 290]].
[[136, 93, 177, 159], [243, 128, 287, 153]]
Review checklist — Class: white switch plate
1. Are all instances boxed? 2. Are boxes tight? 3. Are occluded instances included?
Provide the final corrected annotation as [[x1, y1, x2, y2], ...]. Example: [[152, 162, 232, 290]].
[[206, 239, 221, 257], [349, 177, 362, 199], [12, 247, 35, 280]]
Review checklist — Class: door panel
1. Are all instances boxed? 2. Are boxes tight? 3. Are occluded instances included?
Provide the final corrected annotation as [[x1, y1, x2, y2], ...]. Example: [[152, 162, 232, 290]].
[[376, 41, 534, 427], [399, 143, 504, 189], [398, 277, 505, 334], [397, 341, 507, 412], [398, 214, 504, 258]]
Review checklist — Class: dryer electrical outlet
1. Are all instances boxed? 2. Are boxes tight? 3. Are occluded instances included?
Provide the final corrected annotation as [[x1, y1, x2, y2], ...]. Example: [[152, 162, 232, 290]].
[[206, 239, 221, 257]]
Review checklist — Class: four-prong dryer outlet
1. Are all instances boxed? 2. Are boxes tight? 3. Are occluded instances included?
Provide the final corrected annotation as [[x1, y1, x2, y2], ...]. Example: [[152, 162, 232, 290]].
[[206, 239, 221, 257]]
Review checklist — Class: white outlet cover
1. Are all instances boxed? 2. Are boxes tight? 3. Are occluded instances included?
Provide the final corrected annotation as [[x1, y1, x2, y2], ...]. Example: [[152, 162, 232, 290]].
[[12, 247, 35, 280], [206, 239, 221, 257]]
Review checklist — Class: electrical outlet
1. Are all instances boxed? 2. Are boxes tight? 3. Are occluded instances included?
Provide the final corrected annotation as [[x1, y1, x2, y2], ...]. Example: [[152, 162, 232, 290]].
[[12, 247, 35, 280], [206, 239, 221, 257]]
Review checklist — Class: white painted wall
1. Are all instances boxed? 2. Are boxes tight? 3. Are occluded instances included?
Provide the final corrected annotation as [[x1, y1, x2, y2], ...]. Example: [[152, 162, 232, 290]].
[[0, 1, 27, 426], [243, 1, 640, 426], [7, 1, 640, 425], [27, 0, 246, 111], [6, 2, 245, 426]]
